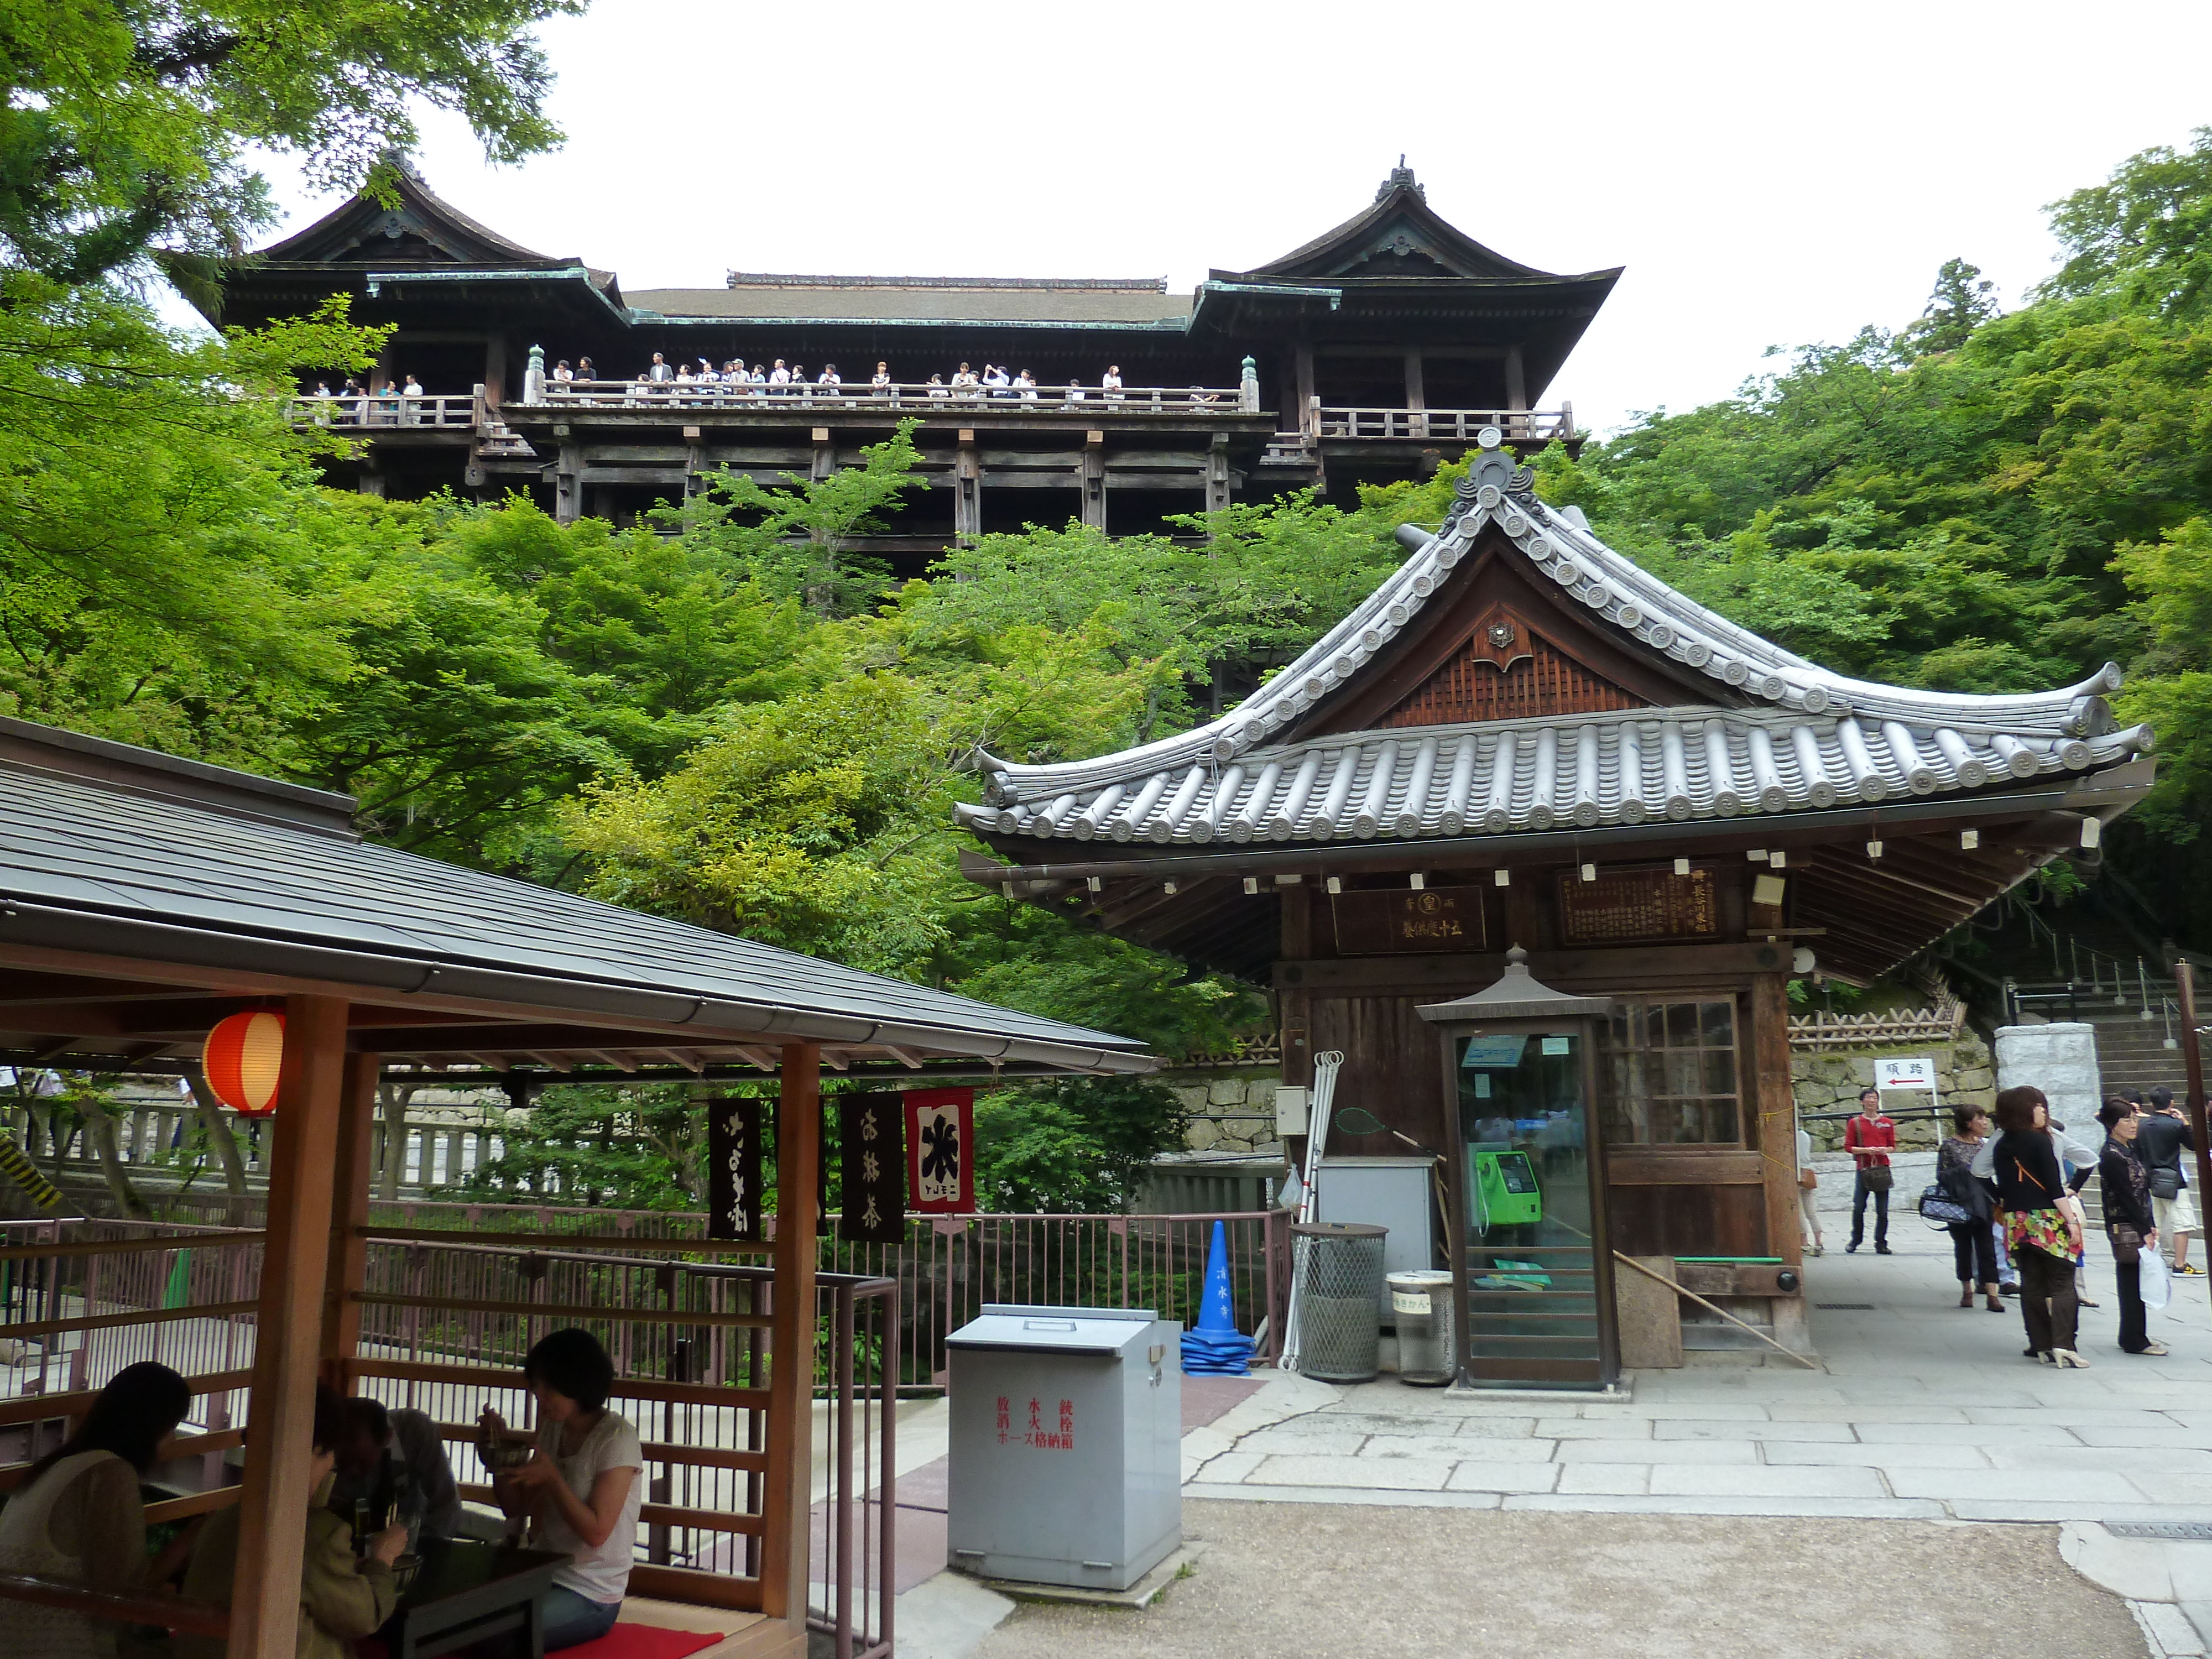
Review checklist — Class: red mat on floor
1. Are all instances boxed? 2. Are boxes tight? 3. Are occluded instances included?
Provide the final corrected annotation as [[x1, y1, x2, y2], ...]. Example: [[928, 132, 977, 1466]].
[[559, 1625, 725, 1659], [362, 1624, 723, 1659]]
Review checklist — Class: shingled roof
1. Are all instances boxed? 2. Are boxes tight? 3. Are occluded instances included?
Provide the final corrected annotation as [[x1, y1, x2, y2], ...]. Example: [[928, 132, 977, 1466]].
[[956, 436, 2151, 851]]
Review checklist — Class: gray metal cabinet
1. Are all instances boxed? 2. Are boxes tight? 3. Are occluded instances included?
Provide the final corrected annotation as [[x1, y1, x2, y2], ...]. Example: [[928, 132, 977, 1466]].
[[945, 1303, 1182, 1590]]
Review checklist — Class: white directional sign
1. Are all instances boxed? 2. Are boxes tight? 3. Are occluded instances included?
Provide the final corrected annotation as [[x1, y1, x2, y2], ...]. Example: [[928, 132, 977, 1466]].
[[1875, 1056, 1937, 1092]]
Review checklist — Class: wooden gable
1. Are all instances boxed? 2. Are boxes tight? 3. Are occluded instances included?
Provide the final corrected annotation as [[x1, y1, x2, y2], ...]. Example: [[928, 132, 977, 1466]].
[[1298, 525, 1724, 740]]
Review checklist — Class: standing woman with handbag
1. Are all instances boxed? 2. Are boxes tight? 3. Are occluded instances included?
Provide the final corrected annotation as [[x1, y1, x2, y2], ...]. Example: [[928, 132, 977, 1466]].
[[1937, 1105, 2004, 1310], [1990, 1085, 2089, 1366], [2098, 1097, 2168, 1356], [1796, 1116, 1824, 1258]]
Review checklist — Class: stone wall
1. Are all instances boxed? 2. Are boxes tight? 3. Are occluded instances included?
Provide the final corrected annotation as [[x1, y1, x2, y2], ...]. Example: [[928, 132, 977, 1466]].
[[1792, 1030, 1995, 1150], [1994, 1022, 2101, 1130], [1160, 1067, 1283, 1155]]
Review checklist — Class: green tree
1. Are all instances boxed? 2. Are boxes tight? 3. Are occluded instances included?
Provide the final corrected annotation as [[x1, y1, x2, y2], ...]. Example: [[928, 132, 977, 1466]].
[[2, 0, 579, 285], [972, 1077, 1189, 1213], [464, 1082, 705, 1210], [1901, 258, 2001, 358]]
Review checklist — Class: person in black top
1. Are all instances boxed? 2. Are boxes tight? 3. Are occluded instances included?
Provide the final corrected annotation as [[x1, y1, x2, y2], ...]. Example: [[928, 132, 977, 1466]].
[[2140, 1087, 2199, 1275], [2099, 1097, 2167, 1355]]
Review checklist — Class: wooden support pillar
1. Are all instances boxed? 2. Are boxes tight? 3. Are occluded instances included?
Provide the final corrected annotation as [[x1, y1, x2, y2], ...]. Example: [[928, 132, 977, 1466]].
[[1504, 347, 1527, 413], [1204, 432, 1232, 515], [1750, 972, 1798, 1267], [484, 335, 508, 409], [954, 430, 980, 545], [227, 995, 349, 1659], [555, 427, 581, 525], [760, 1044, 821, 1626], [319, 1051, 380, 1389], [810, 427, 834, 484], [356, 469, 385, 500], [1293, 346, 1316, 435], [1404, 352, 1427, 440], [684, 426, 707, 502], [1080, 431, 1107, 530]]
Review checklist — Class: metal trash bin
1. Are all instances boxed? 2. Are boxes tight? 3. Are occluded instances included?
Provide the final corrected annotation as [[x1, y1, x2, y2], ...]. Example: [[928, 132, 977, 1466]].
[[1388, 1269, 1457, 1386], [1292, 1221, 1387, 1383], [945, 1303, 1181, 1591]]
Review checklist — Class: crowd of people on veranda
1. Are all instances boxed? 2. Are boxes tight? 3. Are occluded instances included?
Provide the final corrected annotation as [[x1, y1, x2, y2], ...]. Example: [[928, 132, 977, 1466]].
[[1798, 1081, 2199, 1366], [0, 1328, 642, 1657], [546, 353, 1224, 406]]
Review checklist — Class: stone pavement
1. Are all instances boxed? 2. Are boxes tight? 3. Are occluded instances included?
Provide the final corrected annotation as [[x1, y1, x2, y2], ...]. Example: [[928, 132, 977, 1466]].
[[899, 1201, 2212, 1656]]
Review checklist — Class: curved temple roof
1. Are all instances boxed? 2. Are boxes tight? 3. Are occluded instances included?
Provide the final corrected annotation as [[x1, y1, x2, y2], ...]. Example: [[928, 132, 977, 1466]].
[[956, 445, 2152, 850]]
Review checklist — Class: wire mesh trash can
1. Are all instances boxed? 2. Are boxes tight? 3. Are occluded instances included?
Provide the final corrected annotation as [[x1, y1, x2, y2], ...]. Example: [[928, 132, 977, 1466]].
[[1388, 1269, 1457, 1386], [1292, 1222, 1387, 1382], [945, 1303, 1182, 1591]]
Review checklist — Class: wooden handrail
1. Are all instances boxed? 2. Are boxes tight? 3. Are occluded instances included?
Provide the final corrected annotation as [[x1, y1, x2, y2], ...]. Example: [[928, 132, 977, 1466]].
[[2, 1300, 259, 1342], [359, 1226, 771, 1255], [0, 1369, 252, 1430], [144, 1486, 242, 1524], [351, 1358, 770, 1413], [538, 378, 1245, 412], [0, 1571, 232, 1637], [0, 1428, 246, 1493], [453, 1484, 765, 1537], [348, 1291, 770, 1329], [0, 1230, 265, 1262], [421, 1421, 768, 1473]]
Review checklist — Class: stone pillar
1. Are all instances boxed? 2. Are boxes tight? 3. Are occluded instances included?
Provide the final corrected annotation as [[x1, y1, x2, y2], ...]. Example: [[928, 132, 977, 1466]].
[[1994, 1022, 2102, 1129]]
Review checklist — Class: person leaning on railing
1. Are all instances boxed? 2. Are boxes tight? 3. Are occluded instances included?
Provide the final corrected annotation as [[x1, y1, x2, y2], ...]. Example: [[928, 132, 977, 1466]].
[[0, 1361, 197, 1659]]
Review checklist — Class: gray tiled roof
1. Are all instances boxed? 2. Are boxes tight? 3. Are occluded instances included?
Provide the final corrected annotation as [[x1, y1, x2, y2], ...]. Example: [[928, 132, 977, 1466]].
[[2, 763, 1151, 1071], [625, 285, 1193, 326], [954, 471, 2152, 848]]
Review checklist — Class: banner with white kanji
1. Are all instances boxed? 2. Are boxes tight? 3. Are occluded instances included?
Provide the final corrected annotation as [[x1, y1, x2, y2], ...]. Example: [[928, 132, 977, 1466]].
[[903, 1087, 974, 1214], [706, 1095, 763, 1241], [840, 1092, 906, 1245]]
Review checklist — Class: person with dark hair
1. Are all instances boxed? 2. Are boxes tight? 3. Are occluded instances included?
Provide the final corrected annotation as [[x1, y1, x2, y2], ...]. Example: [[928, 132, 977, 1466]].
[[0, 1362, 195, 1657], [479, 1329, 642, 1650], [328, 1397, 461, 1542], [2140, 1085, 2200, 1276], [1987, 1085, 2090, 1366], [1938, 1104, 2003, 1311], [2099, 1097, 2169, 1355], [1844, 1087, 1896, 1254], [180, 1386, 404, 1659]]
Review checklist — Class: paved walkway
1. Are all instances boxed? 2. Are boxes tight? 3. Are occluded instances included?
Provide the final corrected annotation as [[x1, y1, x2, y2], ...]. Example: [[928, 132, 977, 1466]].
[[900, 1201, 2212, 1657]]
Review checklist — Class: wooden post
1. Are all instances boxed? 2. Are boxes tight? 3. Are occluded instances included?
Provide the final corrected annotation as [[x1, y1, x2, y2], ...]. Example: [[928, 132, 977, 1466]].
[[555, 429, 581, 526], [1080, 431, 1107, 530], [1293, 347, 1316, 436], [227, 995, 349, 1659], [954, 432, 980, 545], [1504, 347, 1527, 415], [760, 1044, 821, 1626], [483, 335, 508, 409], [1204, 433, 1232, 515], [2176, 962, 2212, 1319], [1750, 973, 1801, 1268], [319, 1051, 380, 1389]]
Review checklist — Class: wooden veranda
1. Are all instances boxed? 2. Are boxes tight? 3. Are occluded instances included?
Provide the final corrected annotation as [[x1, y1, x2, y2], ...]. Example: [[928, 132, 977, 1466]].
[[0, 716, 1154, 1658]]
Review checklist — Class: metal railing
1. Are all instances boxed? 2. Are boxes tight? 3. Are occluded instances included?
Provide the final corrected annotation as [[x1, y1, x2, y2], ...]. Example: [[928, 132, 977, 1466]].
[[811, 1274, 895, 1659], [535, 377, 1254, 414], [1312, 404, 1577, 443]]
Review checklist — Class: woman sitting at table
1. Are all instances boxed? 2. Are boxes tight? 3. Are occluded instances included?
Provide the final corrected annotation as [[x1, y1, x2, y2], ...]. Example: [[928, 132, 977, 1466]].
[[179, 1386, 404, 1659], [481, 1328, 643, 1651], [0, 1361, 195, 1658]]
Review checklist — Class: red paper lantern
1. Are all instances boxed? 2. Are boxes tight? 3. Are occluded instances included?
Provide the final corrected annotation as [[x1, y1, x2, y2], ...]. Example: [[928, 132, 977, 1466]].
[[202, 1010, 286, 1116]]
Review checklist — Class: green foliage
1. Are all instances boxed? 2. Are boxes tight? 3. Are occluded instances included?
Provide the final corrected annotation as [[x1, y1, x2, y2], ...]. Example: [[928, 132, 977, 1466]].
[[463, 1082, 704, 1210], [1, 0, 579, 284], [972, 1077, 1190, 1213]]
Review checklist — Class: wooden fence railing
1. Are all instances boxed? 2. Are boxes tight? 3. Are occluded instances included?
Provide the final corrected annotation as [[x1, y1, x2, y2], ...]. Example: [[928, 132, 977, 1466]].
[[535, 378, 1253, 414], [1313, 404, 1577, 443], [286, 393, 480, 429]]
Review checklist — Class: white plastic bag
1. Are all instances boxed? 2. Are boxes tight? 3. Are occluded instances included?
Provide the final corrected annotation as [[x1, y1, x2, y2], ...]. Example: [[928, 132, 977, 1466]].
[[2142, 1248, 2173, 1311]]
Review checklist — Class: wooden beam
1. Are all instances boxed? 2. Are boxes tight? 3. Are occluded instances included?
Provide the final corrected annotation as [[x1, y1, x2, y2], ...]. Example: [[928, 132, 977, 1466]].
[[227, 993, 348, 1659], [1749, 971, 1799, 1271], [760, 1044, 820, 1626], [320, 1051, 380, 1388]]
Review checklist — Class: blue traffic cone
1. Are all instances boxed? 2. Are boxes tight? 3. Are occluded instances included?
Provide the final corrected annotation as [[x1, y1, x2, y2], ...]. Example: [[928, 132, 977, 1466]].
[[1180, 1220, 1256, 1376]]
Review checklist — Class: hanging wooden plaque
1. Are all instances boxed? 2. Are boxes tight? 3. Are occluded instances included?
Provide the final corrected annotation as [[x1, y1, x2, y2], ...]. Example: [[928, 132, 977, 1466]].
[[840, 1092, 906, 1245], [904, 1087, 975, 1214], [706, 1096, 763, 1241], [1556, 863, 1720, 945], [1331, 887, 1487, 954]]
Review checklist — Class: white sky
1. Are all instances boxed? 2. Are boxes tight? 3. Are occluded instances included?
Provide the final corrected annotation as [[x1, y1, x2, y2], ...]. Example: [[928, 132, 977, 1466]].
[[207, 0, 2212, 435]]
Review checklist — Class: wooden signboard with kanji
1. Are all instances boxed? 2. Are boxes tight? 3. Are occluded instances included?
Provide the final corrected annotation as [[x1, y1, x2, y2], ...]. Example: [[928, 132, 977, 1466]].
[[904, 1087, 974, 1214]]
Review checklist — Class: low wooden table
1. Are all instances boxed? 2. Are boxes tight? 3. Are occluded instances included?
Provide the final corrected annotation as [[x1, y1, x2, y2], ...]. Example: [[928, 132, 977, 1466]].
[[379, 1538, 569, 1659]]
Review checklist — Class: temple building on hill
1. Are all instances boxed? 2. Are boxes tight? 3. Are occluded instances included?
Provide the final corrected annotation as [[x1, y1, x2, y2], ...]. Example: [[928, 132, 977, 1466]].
[[212, 160, 1619, 555], [953, 434, 2157, 1387]]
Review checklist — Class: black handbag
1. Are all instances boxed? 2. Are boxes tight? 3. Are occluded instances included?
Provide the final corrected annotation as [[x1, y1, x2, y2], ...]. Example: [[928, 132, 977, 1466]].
[[2151, 1166, 2182, 1201], [2113, 1222, 2143, 1266], [1862, 1164, 1894, 1193]]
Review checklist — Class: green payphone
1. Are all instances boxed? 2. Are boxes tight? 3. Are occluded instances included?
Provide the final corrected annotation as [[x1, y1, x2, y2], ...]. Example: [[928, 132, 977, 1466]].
[[1472, 1146, 1543, 1228]]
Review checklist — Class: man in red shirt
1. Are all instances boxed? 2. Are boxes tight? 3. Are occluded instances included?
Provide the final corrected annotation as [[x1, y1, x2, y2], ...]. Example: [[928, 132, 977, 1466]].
[[1845, 1087, 1897, 1255]]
